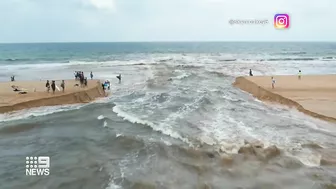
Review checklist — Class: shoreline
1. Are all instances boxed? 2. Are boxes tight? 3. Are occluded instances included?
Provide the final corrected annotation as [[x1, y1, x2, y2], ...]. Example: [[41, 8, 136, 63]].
[[0, 79, 105, 114], [233, 75, 336, 123]]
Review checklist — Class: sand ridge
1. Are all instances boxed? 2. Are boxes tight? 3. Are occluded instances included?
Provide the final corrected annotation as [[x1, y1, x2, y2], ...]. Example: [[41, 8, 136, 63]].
[[233, 75, 336, 123], [0, 79, 105, 114]]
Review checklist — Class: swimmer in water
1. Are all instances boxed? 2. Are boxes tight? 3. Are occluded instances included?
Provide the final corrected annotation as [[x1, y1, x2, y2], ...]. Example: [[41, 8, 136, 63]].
[[116, 74, 121, 83]]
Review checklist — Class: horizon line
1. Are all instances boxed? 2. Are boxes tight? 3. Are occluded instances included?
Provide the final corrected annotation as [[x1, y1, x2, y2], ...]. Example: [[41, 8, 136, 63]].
[[1, 41, 336, 44]]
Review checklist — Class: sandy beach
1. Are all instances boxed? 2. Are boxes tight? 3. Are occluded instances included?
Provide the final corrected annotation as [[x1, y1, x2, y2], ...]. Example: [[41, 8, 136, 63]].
[[0, 79, 105, 114], [234, 75, 336, 122]]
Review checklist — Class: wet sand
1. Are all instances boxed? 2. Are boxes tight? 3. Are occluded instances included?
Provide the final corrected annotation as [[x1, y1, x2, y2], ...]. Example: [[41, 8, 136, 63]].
[[0, 79, 105, 114], [234, 75, 336, 122]]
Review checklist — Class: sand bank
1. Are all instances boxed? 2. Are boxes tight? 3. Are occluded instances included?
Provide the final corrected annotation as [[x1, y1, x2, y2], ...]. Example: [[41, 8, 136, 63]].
[[0, 79, 105, 114], [233, 75, 336, 123]]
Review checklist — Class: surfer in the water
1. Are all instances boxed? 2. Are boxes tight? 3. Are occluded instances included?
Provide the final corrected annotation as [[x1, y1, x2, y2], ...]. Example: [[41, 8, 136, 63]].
[[116, 74, 121, 83]]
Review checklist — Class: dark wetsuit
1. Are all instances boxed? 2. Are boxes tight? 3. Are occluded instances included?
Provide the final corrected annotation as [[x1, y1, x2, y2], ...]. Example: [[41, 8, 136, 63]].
[[61, 82, 65, 92], [116, 74, 121, 82], [249, 70, 253, 76], [51, 82, 56, 93], [46, 82, 50, 92]]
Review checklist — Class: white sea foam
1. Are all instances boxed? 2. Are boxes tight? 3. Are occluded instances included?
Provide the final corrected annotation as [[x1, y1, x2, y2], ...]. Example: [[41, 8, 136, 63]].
[[106, 182, 122, 189], [0, 62, 68, 71], [162, 139, 172, 146], [0, 99, 110, 123], [112, 106, 156, 127], [198, 135, 216, 146], [0, 104, 84, 123], [285, 149, 322, 167], [97, 115, 105, 120], [219, 140, 245, 154], [0, 59, 159, 74], [174, 72, 190, 80], [112, 105, 193, 146], [68, 60, 157, 67]]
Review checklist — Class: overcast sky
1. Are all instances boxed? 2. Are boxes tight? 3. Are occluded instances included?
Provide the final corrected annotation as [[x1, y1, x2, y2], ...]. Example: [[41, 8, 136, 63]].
[[0, 0, 335, 43]]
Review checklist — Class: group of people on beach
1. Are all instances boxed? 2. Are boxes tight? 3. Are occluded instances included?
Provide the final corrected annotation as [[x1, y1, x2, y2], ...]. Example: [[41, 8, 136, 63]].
[[75, 71, 94, 80], [74, 71, 83, 80], [46, 80, 65, 94], [43, 71, 97, 94], [74, 71, 94, 88], [24, 70, 124, 94], [9, 70, 123, 96], [249, 69, 303, 89]]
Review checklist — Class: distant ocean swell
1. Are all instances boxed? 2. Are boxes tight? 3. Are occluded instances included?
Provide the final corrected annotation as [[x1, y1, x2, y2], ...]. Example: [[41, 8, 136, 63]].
[[1, 54, 336, 65], [1, 57, 335, 76]]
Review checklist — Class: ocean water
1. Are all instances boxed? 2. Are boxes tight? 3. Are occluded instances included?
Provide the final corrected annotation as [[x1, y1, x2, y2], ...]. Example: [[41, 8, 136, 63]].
[[0, 42, 336, 189]]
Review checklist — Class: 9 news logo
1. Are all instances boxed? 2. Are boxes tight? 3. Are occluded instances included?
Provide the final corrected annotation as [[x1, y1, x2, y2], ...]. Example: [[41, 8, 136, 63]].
[[25, 156, 50, 176]]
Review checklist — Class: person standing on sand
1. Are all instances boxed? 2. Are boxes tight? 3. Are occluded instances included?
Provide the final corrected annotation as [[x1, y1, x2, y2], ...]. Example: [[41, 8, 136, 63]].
[[249, 69, 253, 76], [51, 80, 56, 94], [46, 80, 50, 92], [61, 80, 65, 92], [80, 74, 84, 87], [271, 77, 276, 89], [298, 70, 302, 80], [90, 71, 93, 80], [84, 77, 88, 87]]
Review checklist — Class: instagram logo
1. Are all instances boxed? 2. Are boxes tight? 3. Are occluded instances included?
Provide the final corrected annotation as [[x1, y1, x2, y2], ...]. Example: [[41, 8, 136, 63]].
[[274, 14, 290, 29]]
